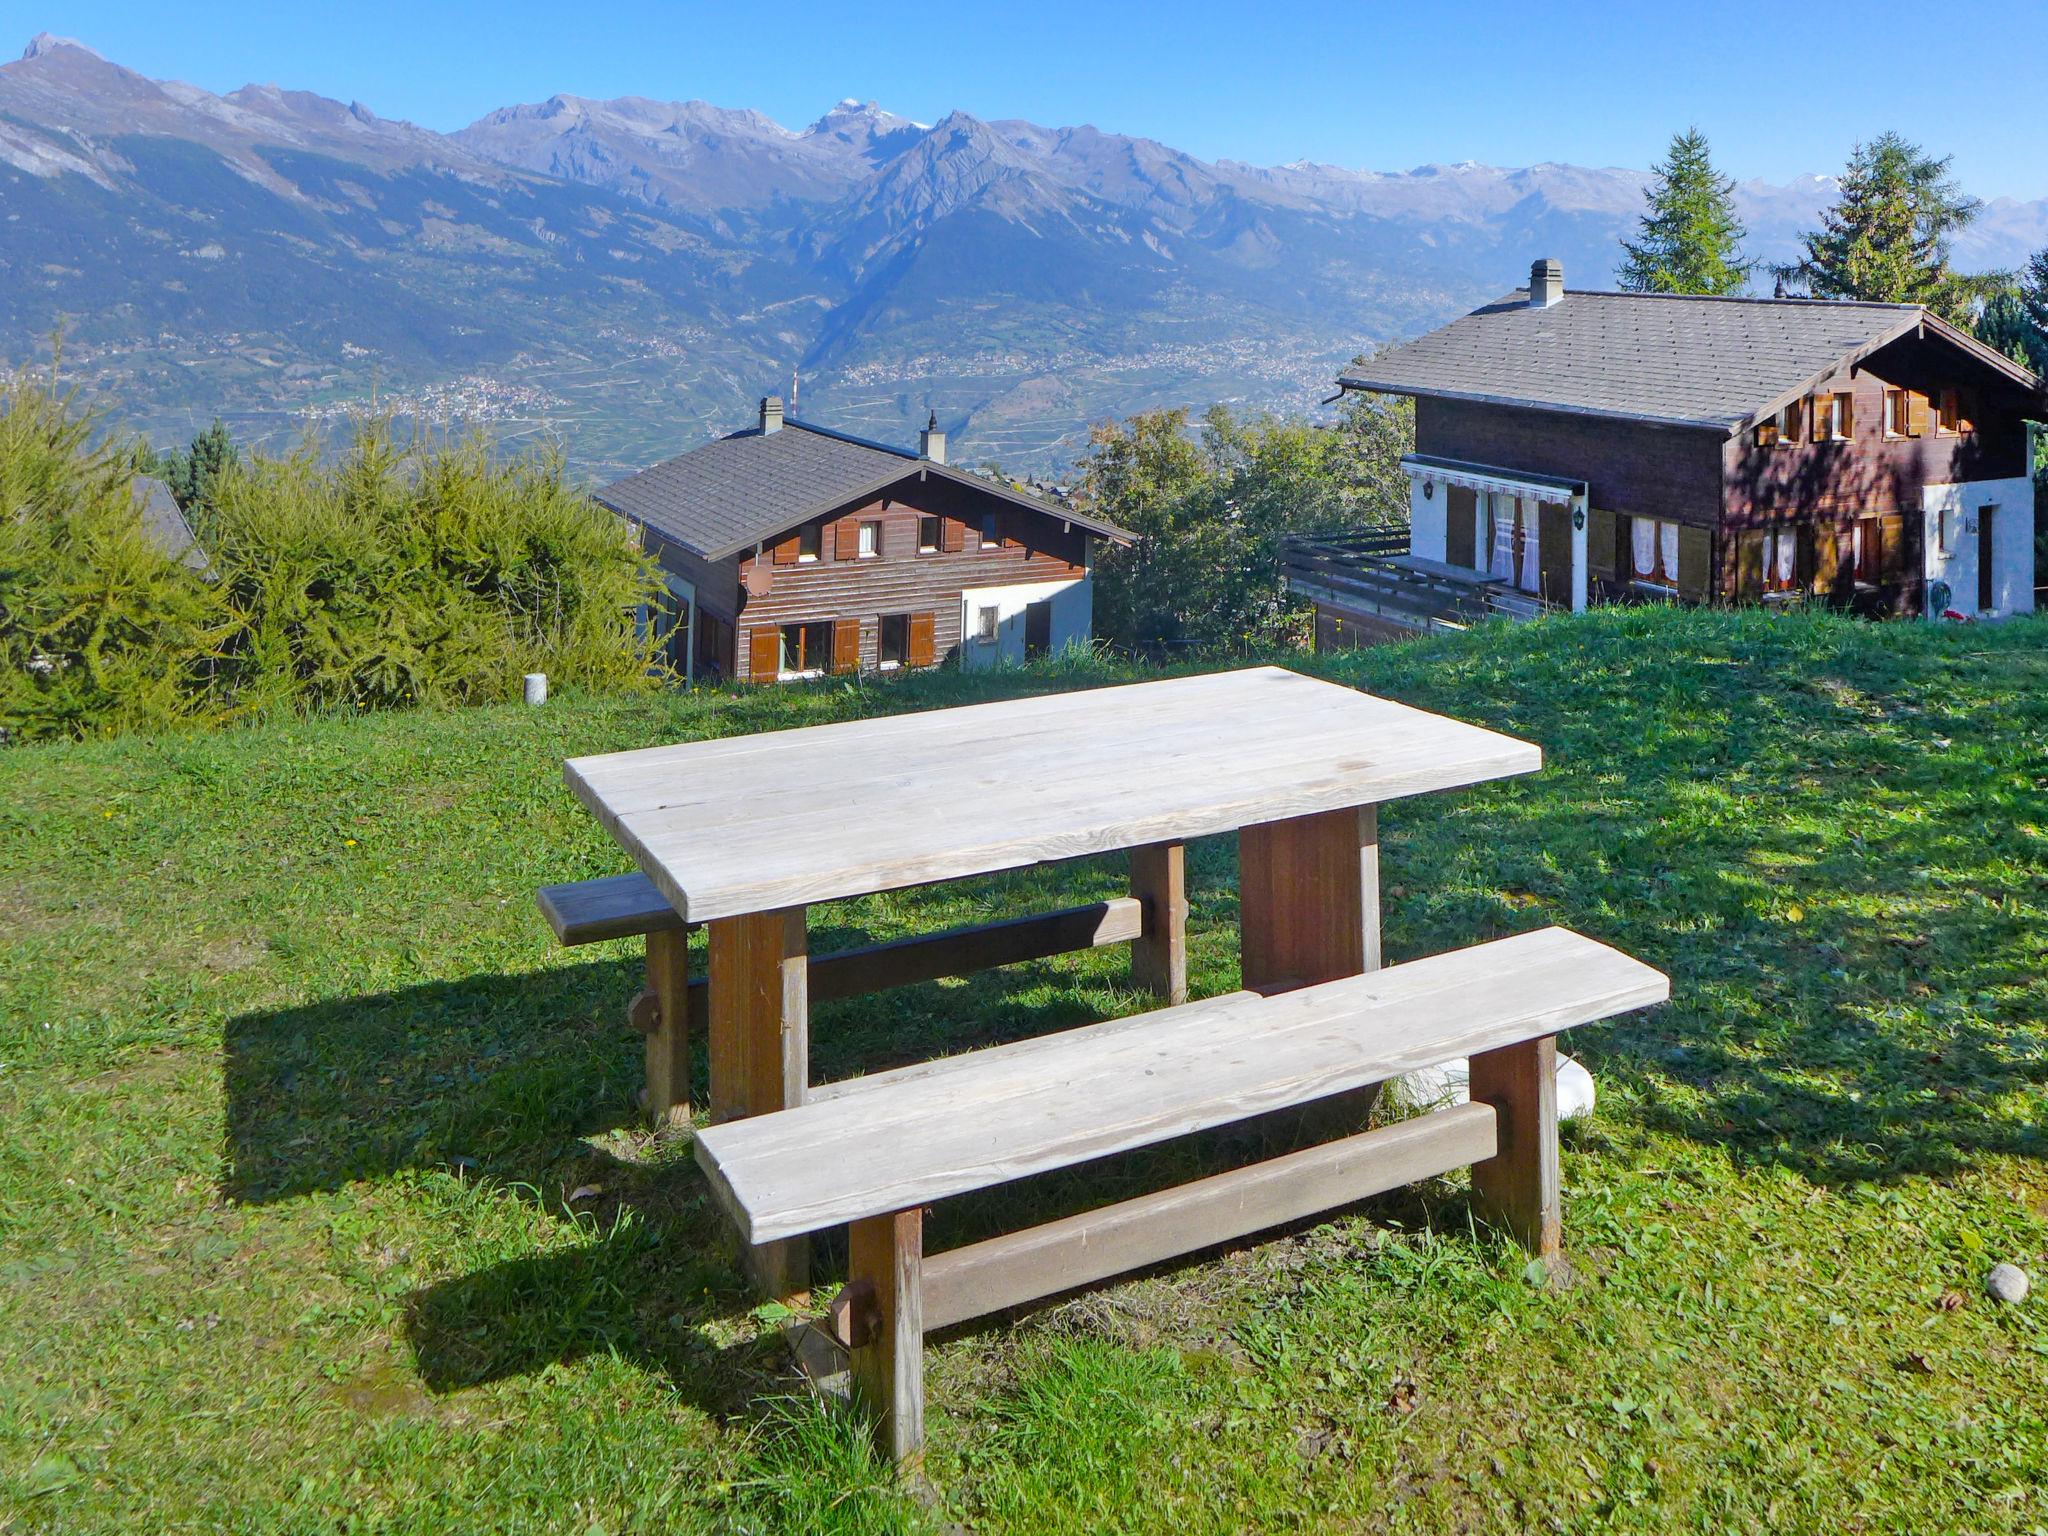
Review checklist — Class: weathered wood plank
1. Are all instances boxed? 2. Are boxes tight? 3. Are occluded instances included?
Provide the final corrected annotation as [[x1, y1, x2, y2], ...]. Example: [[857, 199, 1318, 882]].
[[921, 1100, 1498, 1330], [566, 668, 1540, 923], [642, 927, 691, 1132], [693, 927, 1667, 1244], [848, 1208, 924, 1468], [707, 907, 810, 1297], [538, 872, 688, 946], [1468, 1034, 1562, 1258], [1128, 842, 1188, 1005]]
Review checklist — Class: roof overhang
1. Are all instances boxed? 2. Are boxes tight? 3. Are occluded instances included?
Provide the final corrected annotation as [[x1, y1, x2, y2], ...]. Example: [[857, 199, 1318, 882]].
[[1338, 374, 1737, 434], [1402, 454, 1587, 503], [609, 460, 1135, 562]]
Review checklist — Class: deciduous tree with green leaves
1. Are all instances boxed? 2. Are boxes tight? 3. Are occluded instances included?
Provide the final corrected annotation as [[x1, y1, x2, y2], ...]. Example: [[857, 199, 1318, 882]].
[[1784, 132, 1985, 324], [1616, 129, 1754, 295]]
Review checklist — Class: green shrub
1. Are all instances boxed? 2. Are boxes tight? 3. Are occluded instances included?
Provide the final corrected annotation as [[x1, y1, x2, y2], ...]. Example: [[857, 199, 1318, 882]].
[[198, 418, 665, 714], [0, 368, 225, 743], [1, 373, 666, 743]]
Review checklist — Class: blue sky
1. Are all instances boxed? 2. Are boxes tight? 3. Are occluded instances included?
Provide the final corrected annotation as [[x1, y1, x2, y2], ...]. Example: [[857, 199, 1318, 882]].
[[21, 0, 2048, 198]]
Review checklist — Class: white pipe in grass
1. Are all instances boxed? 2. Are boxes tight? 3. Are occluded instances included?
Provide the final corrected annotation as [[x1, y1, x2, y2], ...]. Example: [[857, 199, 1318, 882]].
[[523, 673, 548, 706]]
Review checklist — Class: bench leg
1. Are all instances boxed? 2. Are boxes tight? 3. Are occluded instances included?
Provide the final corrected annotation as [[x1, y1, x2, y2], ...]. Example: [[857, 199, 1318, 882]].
[[1128, 840, 1188, 1006], [1468, 1035, 1561, 1259], [848, 1207, 924, 1470], [641, 928, 691, 1132], [707, 907, 811, 1298]]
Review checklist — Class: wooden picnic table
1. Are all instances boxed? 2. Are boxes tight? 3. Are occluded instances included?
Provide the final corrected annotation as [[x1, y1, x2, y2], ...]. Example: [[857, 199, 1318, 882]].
[[562, 664, 1542, 1295]]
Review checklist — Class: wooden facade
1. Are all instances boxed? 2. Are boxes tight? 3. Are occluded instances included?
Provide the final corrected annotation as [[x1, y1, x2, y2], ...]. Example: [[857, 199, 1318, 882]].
[[726, 474, 1090, 682], [1409, 331, 2036, 617]]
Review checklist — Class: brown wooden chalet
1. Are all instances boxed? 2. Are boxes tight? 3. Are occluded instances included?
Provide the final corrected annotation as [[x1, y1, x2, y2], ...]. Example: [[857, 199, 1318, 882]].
[[598, 398, 1133, 683], [1294, 258, 2043, 646]]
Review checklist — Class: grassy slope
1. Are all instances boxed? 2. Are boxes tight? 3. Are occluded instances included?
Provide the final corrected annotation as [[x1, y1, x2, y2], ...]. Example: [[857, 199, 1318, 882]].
[[1, 607, 2044, 1534]]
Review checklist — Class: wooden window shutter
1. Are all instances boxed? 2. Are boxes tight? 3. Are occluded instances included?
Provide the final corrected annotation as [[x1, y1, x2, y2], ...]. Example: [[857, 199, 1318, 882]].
[[835, 518, 860, 560], [1809, 394, 1830, 442], [907, 611, 937, 668], [830, 617, 860, 673], [1956, 390, 1975, 434], [1906, 391, 1928, 437], [1815, 522, 1841, 592], [1676, 524, 1713, 601], [941, 517, 965, 553], [748, 627, 782, 680], [771, 534, 800, 566], [1838, 392, 1854, 438], [1782, 398, 1804, 443]]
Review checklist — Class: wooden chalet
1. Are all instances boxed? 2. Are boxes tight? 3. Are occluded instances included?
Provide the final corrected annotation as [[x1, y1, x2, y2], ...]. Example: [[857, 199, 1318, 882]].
[[597, 398, 1134, 683], [1294, 259, 2044, 647]]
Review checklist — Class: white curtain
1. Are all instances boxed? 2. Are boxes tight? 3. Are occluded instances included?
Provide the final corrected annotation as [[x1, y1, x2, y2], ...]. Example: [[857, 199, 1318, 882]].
[[1522, 502, 1542, 592], [1631, 517, 1656, 580], [1489, 495, 1517, 581], [1773, 532, 1797, 589], [1660, 521, 1680, 586]]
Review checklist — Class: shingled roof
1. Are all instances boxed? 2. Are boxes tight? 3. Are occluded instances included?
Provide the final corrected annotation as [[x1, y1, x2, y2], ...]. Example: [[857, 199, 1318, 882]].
[[1338, 284, 2040, 433], [597, 416, 1131, 560]]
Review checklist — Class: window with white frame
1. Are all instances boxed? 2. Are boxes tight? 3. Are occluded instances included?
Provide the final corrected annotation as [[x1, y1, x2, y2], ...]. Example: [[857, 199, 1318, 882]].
[[1630, 515, 1681, 588], [975, 604, 999, 643]]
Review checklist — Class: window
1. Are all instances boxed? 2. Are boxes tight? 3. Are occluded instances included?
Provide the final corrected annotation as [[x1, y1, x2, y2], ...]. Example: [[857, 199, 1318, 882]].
[[1813, 392, 1852, 443], [980, 512, 1002, 549], [1936, 505, 1951, 555], [1762, 528, 1801, 593], [778, 620, 831, 677], [1779, 398, 1805, 444], [1756, 417, 1781, 448], [797, 524, 822, 563], [1849, 517, 1882, 586], [858, 520, 881, 558], [1937, 387, 1971, 435], [917, 515, 941, 553], [877, 612, 909, 668], [1629, 515, 1681, 589], [1883, 389, 1905, 438], [974, 604, 999, 643]]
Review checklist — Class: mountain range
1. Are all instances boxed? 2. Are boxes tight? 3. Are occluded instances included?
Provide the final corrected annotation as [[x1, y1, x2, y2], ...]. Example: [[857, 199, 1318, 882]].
[[5, 33, 2045, 479]]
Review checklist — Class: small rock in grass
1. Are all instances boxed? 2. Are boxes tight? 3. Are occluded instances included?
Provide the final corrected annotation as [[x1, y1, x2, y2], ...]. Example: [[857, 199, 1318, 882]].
[[1985, 1263, 2030, 1304]]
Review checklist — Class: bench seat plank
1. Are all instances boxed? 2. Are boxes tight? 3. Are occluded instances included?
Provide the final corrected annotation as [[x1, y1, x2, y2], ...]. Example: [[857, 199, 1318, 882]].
[[695, 926, 1667, 1244], [538, 872, 687, 946]]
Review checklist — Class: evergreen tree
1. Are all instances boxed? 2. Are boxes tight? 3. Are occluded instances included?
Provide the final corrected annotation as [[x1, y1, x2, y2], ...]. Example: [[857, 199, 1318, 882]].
[[1973, 288, 2041, 372], [2021, 245, 2048, 351], [156, 419, 239, 514], [1786, 133, 1983, 323], [1616, 129, 1754, 295]]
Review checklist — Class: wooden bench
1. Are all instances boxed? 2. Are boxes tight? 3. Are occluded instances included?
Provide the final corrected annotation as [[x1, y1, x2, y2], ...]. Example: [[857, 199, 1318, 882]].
[[693, 925, 1669, 1466]]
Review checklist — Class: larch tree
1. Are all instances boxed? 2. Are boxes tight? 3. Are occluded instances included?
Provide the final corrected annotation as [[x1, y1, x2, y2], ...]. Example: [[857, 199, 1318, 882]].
[[1786, 132, 1984, 324], [1616, 129, 1755, 296]]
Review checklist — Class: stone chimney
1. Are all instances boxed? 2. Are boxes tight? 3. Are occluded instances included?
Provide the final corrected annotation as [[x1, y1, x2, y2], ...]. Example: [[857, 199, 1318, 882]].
[[1529, 258, 1564, 309], [918, 410, 946, 465], [759, 395, 783, 434]]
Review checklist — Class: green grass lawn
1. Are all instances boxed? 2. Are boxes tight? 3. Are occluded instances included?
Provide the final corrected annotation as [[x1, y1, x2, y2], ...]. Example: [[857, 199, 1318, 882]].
[[2, 606, 2045, 1534]]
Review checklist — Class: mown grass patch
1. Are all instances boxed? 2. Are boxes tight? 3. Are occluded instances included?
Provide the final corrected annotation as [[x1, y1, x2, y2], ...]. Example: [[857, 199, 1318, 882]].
[[1, 606, 2044, 1532]]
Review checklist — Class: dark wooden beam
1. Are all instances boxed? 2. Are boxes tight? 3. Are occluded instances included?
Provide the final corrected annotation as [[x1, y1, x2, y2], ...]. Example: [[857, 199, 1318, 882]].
[[920, 1101, 1497, 1332]]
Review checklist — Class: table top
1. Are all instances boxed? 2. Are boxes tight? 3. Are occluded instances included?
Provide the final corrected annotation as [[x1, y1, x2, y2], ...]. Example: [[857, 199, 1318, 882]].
[[565, 665, 1540, 924]]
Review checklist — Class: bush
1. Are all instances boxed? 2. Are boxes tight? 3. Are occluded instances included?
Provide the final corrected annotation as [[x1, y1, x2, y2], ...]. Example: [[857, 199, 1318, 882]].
[[1, 374, 665, 743], [198, 418, 664, 714], [0, 368, 225, 743]]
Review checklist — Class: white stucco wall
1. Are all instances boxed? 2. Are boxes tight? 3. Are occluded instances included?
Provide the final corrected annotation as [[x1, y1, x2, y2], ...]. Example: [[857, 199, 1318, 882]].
[[1408, 472, 1448, 563], [960, 575, 1092, 669], [1922, 475, 2036, 619]]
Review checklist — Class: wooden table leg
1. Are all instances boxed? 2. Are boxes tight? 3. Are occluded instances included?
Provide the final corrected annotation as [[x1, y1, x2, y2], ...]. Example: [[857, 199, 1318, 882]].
[[707, 906, 810, 1298], [1468, 1035, 1561, 1260], [1239, 805, 1381, 1138], [1239, 804, 1380, 989], [848, 1207, 924, 1470], [642, 927, 691, 1132], [1129, 840, 1188, 1006]]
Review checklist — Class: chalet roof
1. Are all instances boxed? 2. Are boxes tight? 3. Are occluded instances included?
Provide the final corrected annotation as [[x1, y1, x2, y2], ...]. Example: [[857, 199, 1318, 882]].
[[597, 418, 1133, 560], [1337, 287, 2042, 434]]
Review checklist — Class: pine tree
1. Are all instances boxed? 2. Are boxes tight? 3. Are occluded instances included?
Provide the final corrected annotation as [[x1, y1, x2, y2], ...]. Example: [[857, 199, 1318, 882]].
[[2021, 245, 2048, 351], [1616, 129, 1754, 295], [156, 419, 239, 514], [1787, 133, 1983, 323], [1973, 288, 2041, 372]]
